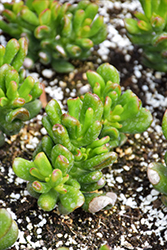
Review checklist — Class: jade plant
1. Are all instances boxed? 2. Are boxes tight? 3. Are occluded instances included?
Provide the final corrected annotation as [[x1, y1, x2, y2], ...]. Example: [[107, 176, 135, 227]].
[[0, 37, 42, 146], [13, 92, 117, 214], [124, 0, 167, 71], [0, 0, 107, 73], [86, 63, 153, 148], [147, 109, 167, 206], [0, 208, 19, 250], [12, 62, 152, 214]]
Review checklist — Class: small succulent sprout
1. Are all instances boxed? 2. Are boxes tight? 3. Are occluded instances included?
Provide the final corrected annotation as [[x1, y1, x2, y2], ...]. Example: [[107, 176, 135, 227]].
[[86, 63, 153, 148], [124, 0, 167, 71], [0, 208, 19, 250], [0, 0, 107, 73], [82, 192, 117, 213], [0, 37, 42, 146], [13, 148, 85, 213]]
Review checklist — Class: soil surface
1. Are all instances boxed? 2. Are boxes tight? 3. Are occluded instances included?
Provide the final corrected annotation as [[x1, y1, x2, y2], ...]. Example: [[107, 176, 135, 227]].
[[1, 0, 167, 249]]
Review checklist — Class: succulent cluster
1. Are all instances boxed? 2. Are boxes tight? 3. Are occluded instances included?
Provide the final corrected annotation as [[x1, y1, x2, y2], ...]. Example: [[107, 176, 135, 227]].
[[0, 37, 42, 146], [86, 63, 153, 148], [124, 0, 167, 71], [147, 110, 167, 206], [0, 0, 107, 73], [0, 208, 18, 250], [13, 63, 152, 214], [0, 0, 161, 248], [13, 93, 117, 214]]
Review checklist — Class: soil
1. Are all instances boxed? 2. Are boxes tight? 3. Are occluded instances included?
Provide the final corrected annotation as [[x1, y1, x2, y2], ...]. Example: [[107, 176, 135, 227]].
[[1, 0, 167, 249]]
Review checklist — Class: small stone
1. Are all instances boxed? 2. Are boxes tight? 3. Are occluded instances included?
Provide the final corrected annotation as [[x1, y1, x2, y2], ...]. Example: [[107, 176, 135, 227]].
[[79, 84, 91, 95], [96, 232, 103, 238], [42, 69, 54, 78], [151, 189, 159, 196], [116, 176, 123, 183]]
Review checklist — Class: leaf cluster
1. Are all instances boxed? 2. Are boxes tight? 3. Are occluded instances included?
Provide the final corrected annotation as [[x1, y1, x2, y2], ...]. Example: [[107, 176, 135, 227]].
[[0, 38, 42, 146], [0, 0, 107, 73], [124, 0, 167, 71]]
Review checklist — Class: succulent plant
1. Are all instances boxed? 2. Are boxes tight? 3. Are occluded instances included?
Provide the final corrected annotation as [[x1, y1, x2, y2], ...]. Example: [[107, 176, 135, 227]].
[[124, 0, 167, 71], [0, 208, 19, 250], [0, 0, 107, 73], [86, 63, 153, 148], [13, 93, 117, 214], [12, 62, 152, 213], [0, 37, 43, 146], [147, 109, 167, 205]]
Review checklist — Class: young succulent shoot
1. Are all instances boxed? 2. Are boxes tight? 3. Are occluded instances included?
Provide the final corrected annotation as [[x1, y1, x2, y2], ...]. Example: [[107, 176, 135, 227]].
[[13, 92, 117, 214], [86, 63, 153, 148], [147, 110, 167, 206], [124, 0, 167, 71], [0, 37, 43, 146], [0, 208, 19, 250], [0, 0, 107, 73]]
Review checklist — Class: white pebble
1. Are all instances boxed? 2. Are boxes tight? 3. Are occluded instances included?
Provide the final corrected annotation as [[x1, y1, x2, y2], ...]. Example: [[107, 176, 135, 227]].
[[42, 69, 54, 78], [116, 176, 123, 183], [37, 228, 42, 235], [151, 189, 159, 196]]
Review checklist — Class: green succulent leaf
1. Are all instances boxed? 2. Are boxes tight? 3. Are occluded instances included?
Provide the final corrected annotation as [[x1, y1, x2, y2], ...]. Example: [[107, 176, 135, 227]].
[[147, 162, 167, 195], [162, 109, 167, 140], [0, 209, 18, 250], [13, 157, 36, 182], [59, 185, 85, 214], [33, 152, 52, 177], [97, 63, 120, 85], [119, 107, 153, 134], [37, 189, 58, 211]]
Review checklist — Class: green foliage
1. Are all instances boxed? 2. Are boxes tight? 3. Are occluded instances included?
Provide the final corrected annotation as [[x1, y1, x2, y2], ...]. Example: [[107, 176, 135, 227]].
[[0, 208, 18, 250], [86, 63, 153, 148], [0, 0, 107, 73], [147, 110, 167, 205], [0, 37, 42, 146], [13, 151, 85, 213], [13, 92, 117, 214], [13, 63, 152, 214], [124, 0, 167, 71]]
